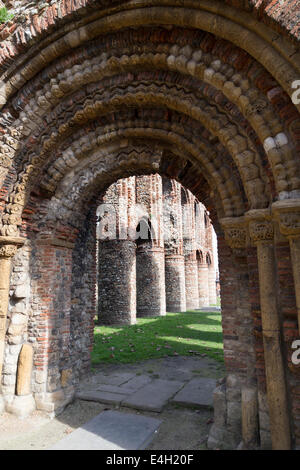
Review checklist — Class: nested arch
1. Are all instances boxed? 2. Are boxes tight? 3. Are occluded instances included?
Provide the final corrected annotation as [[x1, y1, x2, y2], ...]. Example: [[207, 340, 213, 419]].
[[0, 23, 299, 238], [0, 76, 271, 238], [0, 2, 299, 449]]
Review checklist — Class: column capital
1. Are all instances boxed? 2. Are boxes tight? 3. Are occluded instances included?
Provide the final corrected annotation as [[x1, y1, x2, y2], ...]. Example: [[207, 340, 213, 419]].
[[272, 200, 300, 239], [245, 209, 274, 244], [220, 216, 247, 250], [0, 236, 25, 258]]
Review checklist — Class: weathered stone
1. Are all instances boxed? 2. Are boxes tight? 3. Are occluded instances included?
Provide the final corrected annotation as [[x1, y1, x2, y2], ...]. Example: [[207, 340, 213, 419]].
[[50, 410, 161, 450], [61, 369, 73, 388], [241, 386, 258, 447], [0, 395, 4, 415], [76, 390, 129, 406], [212, 384, 227, 427], [6, 394, 36, 418], [172, 378, 216, 409], [16, 344, 33, 396], [123, 379, 184, 412]]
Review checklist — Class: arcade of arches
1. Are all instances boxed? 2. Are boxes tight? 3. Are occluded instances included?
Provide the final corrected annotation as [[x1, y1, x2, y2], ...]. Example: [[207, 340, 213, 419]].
[[0, 0, 299, 451], [96, 174, 218, 324]]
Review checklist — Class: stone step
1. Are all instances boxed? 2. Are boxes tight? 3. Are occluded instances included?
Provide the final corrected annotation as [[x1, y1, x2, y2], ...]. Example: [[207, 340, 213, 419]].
[[171, 377, 216, 409], [76, 390, 129, 406], [50, 410, 161, 450]]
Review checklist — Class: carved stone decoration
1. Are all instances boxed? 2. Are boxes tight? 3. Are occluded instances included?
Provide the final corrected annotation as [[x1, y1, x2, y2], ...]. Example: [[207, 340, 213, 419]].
[[272, 200, 300, 336], [0, 244, 17, 259], [272, 200, 300, 238], [248, 220, 274, 243], [220, 217, 247, 250], [246, 210, 274, 244]]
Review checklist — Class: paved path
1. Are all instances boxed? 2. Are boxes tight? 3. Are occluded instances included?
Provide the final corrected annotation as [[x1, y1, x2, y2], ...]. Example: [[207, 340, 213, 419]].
[[77, 356, 224, 412]]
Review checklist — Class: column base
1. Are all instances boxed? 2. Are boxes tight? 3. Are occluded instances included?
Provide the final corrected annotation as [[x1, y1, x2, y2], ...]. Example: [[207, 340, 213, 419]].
[[35, 386, 75, 418], [6, 394, 36, 418]]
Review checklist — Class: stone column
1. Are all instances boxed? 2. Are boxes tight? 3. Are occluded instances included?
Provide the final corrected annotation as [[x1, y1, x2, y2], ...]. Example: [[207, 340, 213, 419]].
[[0, 236, 24, 388], [183, 194, 199, 310], [184, 251, 199, 310], [165, 254, 186, 312], [136, 175, 166, 317], [247, 210, 291, 450], [137, 243, 166, 317], [163, 178, 186, 312], [198, 257, 210, 307], [98, 239, 136, 325], [273, 200, 300, 334], [213, 218, 259, 449], [208, 257, 217, 306]]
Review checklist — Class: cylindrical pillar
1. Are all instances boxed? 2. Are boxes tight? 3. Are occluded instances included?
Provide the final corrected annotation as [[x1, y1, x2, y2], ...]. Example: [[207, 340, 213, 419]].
[[242, 386, 259, 448], [289, 237, 300, 333], [98, 239, 136, 325], [163, 178, 185, 313], [273, 201, 300, 334], [136, 244, 166, 317], [185, 252, 199, 310], [208, 264, 217, 306], [0, 238, 23, 388], [256, 242, 291, 450], [198, 261, 210, 307], [165, 254, 186, 312], [248, 213, 291, 450]]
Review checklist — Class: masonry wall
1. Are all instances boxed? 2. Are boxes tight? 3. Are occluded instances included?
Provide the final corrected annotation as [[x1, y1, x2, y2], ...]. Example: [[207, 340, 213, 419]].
[[97, 175, 218, 322]]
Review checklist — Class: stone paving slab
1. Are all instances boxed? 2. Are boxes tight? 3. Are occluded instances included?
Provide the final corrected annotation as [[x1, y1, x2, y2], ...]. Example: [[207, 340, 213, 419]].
[[50, 410, 161, 450], [122, 379, 185, 412], [96, 375, 152, 394], [76, 390, 129, 406], [120, 374, 153, 391], [97, 372, 136, 386], [171, 377, 216, 409]]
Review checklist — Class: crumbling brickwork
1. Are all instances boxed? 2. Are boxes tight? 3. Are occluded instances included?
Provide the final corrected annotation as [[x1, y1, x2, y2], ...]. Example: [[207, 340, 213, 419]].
[[97, 175, 217, 324]]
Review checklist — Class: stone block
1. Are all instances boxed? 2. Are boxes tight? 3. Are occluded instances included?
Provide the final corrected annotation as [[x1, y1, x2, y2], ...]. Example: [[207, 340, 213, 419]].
[[77, 390, 129, 406], [6, 394, 36, 418], [172, 378, 216, 409], [213, 383, 227, 427], [16, 344, 33, 396], [241, 386, 258, 447], [50, 410, 161, 450], [123, 379, 184, 412], [61, 368, 73, 388], [14, 284, 30, 299]]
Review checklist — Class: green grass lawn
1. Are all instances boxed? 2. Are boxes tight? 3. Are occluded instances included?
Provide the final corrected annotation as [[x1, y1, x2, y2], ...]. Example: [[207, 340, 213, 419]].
[[92, 311, 224, 365]]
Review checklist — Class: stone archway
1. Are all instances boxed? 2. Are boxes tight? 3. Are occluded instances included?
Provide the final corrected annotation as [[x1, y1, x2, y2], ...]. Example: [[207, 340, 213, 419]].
[[0, 0, 299, 451]]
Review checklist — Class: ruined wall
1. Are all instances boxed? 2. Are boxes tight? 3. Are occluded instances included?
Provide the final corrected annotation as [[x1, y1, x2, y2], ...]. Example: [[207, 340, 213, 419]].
[[97, 175, 218, 323], [135, 175, 166, 318]]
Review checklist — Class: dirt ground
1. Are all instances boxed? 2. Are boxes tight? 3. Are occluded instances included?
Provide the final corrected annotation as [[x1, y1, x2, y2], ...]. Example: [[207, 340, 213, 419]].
[[0, 356, 224, 450]]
